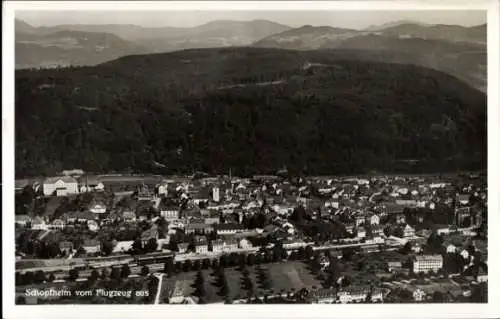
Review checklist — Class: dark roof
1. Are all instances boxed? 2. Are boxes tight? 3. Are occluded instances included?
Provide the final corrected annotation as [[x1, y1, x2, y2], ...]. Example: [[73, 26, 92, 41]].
[[215, 223, 244, 231]]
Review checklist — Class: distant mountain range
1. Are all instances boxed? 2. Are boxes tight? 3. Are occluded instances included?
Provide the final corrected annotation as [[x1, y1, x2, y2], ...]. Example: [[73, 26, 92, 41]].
[[15, 19, 291, 68], [254, 22, 487, 91], [15, 18, 487, 91]]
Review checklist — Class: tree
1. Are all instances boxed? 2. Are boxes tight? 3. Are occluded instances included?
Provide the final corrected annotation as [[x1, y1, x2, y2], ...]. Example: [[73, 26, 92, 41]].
[[297, 247, 306, 260], [89, 269, 99, 283], [427, 232, 444, 253], [141, 265, 150, 277], [247, 253, 256, 266], [342, 248, 355, 261], [121, 264, 131, 279], [47, 273, 55, 283], [393, 227, 404, 238], [400, 242, 412, 255], [100, 268, 109, 280], [131, 238, 143, 254], [34, 270, 46, 284], [101, 240, 114, 256], [194, 271, 206, 298], [202, 258, 211, 269], [305, 246, 314, 259], [110, 267, 121, 281], [220, 255, 228, 268], [164, 257, 175, 276], [146, 238, 158, 253], [471, 283, 487, 303], [432, 291, 445, 303], [168, 237, 179, 252], [69, 269, 79, 281], [383, 226, 392, 237], [16, 296, 26, 305], [183, 259, 193, 272]]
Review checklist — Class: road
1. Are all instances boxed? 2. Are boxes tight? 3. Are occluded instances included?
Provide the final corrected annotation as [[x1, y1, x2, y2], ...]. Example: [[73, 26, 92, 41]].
[[153, 273, 164, 304]]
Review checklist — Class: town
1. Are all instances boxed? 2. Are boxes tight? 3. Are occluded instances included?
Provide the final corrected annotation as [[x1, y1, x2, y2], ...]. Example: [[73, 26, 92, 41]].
[[14, 170, 488, 304]]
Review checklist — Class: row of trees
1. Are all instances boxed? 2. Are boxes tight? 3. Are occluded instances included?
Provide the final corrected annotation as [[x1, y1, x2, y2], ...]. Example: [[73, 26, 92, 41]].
[[16, 264, 153, 287], [162, 245, 317, 277]]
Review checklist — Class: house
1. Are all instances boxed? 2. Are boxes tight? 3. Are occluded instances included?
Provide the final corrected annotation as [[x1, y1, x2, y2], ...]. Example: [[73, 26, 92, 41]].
[[160, 203, 180, 222], [89, 201, 107, 214], [204, 216, 219, 225], [319, 256, 330, 270], [238, 238, 252, 249], [212, 239, 238, 253], [413, 255, 443, 273], [137, 184, 156, 201], [456, 194, 471, 206], [141, 226, 159, 247], [185, 223, 213, 235], [59, 241, 74, 255], [337, 285, 371, 303], [49, 219, 65, 230], [403, 224, 415, 238], [215, 223, 244, 235], [367, 214, 380, 226], [371, 225, 383, 238], [31, 216, 48, 230], [194, 236, 208, 253], [113, 241, 134, 254], [190, 189, 210, 205], [387, 261, 402, 273], [446, 244, 457, 253], [413, 289, 427, 302], [68, 211, 96, 223], [309, 288, 337, 304], [122, 210, 137, 222], [15, 215, 31, 227], [79, 176, 104, 192], [178, 243, 189, 253], [395, 214, 406, 225], [43, 176, 79, 196], [355, 215, 365, 227], [395, 199, 417, 208], [87, 220, 100, 232], [212, 186, 220, 202], [82, 239, 101, 254], [476, 266, 488, 283], [357, 227, 366, 239]]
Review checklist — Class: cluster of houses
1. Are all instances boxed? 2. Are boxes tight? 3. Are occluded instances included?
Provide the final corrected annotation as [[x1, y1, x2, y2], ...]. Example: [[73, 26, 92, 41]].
[[15, 173, 486, 279]]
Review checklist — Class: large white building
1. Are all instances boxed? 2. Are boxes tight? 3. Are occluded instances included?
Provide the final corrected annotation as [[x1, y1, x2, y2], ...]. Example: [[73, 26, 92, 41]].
[[212, 187, 220, 202], [43, 176, 79, 196], [413, 255, 443, 273]]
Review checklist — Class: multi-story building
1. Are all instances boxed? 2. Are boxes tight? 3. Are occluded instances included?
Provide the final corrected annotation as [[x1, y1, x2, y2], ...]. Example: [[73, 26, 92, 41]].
[[214, 223, 244, 235], [413, 255, 443, 273], [43, 176, 79, 196], [194, 236, 208, 253], [160, 202, 180, 222], [185, 223, 214, 235]]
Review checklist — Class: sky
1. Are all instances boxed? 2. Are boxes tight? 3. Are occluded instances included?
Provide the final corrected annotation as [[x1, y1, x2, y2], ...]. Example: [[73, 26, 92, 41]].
[[16, 10, 487, 30]]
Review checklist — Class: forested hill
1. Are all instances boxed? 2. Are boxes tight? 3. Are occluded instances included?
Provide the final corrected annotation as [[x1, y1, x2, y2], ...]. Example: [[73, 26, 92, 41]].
[[15, 47, 486, 178]]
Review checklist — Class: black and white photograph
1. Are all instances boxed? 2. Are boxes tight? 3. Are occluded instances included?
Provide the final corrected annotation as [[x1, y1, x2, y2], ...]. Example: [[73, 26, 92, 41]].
[[2, 1, 499, 318]]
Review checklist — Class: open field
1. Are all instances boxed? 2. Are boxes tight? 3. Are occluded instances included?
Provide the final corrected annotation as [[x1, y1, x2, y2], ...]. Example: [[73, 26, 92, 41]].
[[156, 261, 323, 303]]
